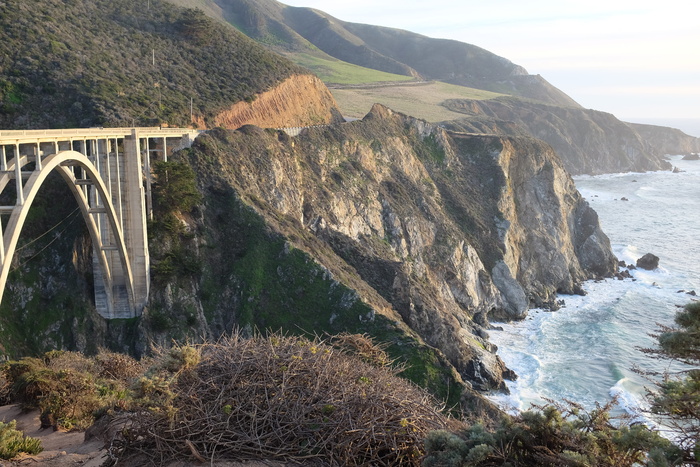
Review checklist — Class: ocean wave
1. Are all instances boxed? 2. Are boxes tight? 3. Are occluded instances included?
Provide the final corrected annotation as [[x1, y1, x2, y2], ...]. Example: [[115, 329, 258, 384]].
[[491, 159, 699, 418]]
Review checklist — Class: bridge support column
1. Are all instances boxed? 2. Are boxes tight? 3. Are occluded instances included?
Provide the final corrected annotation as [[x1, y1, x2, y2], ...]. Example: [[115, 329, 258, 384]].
[[122, 131, 150, 313], [90, 133, 149, 318]]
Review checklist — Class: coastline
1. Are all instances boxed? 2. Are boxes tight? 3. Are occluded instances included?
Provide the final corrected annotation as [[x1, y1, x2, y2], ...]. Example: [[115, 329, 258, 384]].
[[487, 156, 700, 416]]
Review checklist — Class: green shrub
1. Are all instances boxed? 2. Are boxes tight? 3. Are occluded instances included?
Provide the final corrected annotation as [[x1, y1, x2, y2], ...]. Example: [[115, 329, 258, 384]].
[[423, 400, 683, 466], [152, 161, 202, 216], [0, 420, 42, 459], [1, 350, 140, 430]]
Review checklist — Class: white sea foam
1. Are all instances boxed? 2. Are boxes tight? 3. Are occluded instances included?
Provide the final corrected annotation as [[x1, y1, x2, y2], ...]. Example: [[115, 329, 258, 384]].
[[488, 155, 700, 417], [609, 378, 648, 424]]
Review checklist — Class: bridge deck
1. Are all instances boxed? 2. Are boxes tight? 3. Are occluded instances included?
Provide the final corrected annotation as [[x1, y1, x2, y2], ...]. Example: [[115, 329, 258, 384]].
[[0, 127, 201, 145]]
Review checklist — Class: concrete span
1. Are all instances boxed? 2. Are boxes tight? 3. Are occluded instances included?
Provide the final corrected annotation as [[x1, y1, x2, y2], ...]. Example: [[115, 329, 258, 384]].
[[0, 127, 200, 319]]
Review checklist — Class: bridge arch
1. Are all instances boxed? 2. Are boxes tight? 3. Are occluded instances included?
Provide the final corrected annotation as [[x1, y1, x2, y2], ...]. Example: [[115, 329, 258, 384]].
[[0, 127, 201, 318], [0, 150, 135, 314]]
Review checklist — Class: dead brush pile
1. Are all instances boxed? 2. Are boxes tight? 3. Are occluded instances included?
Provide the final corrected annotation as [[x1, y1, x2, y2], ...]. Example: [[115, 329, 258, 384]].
[[109, 334, 455, 466]]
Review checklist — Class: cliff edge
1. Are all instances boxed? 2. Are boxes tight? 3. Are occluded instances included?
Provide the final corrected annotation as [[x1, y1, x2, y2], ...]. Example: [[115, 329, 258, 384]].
[[159, 104, 616, 394]]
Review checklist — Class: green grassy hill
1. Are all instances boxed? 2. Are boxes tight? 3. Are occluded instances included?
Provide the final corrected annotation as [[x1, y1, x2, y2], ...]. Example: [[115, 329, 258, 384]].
[[178, 0, 580, 108], [0, 0, 304, 129]]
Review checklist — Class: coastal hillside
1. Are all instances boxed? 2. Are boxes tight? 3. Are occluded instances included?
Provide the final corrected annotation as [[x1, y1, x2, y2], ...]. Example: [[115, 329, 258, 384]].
[[628, 122, 700, 157], [169, 0, 700, 175], [0, 0, 339, 129], [441, 97, 677, 175], [170, 0, 580, 107]]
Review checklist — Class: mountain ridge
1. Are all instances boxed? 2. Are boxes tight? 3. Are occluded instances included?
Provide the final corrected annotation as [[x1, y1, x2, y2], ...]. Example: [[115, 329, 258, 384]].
[[174, 0, 700, 176], [175, 0, 581, 108]]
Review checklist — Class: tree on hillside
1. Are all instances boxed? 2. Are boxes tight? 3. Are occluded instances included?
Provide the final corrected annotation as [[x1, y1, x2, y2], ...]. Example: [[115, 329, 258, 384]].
[[152, 160, 202, 215], [645, 301, 700, 464]]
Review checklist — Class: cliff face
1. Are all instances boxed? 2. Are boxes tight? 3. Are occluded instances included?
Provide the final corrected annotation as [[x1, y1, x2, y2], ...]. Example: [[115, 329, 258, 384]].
[[628, 122, 700, 156], [165, 104, 615, 392], [493, 136, 617, 311], [443, 98, 676, 175], [205, 74, 343, 129]]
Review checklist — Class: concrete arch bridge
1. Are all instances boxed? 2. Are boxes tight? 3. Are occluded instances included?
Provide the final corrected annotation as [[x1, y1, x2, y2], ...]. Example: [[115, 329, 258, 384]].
[[0, 128, 200, 319]]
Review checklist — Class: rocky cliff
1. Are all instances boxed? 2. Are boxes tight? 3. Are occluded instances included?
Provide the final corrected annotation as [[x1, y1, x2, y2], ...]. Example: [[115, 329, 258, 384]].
[[149, 104, 616, 394], [442, 97, 677, 175], [204, 74, 344, 129], [0, 104, 616, 414]]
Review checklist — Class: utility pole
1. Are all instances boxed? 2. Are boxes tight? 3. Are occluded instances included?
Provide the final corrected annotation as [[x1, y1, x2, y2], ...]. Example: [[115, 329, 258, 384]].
[[190, 97, 193, 124]]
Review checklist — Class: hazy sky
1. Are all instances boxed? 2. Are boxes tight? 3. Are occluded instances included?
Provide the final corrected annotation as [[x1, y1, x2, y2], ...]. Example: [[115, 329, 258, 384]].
[[282, 0, 700, 132]]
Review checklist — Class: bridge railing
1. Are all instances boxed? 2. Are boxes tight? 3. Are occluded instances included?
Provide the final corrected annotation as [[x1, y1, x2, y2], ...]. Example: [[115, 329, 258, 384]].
[[0, 127, 202, 143]]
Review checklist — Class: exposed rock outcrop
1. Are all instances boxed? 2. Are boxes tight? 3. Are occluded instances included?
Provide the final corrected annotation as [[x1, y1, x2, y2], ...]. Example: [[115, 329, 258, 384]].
[[177, 104, 616, 392], [636, 253, 660, 270], [206, 74, 343, 129], [492, 135, 617, 310]]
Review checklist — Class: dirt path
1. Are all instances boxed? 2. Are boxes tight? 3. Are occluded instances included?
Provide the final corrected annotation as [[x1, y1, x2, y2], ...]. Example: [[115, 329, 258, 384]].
[[0, 404, 107, 466]]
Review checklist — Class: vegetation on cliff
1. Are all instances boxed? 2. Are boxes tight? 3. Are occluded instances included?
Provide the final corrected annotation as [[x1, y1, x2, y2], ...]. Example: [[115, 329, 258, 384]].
[[0, 0, 304, 128], [644, 301, 700, 463]]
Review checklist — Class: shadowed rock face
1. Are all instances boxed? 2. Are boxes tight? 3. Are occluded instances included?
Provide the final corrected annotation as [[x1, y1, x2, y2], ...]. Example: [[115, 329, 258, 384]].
[[177, 104, 616, 391]]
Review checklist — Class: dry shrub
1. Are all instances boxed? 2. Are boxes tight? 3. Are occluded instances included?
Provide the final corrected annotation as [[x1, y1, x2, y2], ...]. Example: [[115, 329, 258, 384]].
[[330, 332, 393, 368], [94, 349, 144, 381], [110, 333, 454, 466]]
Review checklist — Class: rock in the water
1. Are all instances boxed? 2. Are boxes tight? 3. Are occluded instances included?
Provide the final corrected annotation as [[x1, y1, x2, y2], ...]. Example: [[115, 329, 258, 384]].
[[682, 153, 699, 161], [636, 253, 660, 270]]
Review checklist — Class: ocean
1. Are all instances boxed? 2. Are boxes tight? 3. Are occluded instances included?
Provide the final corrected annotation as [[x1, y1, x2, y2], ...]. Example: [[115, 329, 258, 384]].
[[488, 155, 700, 425]]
